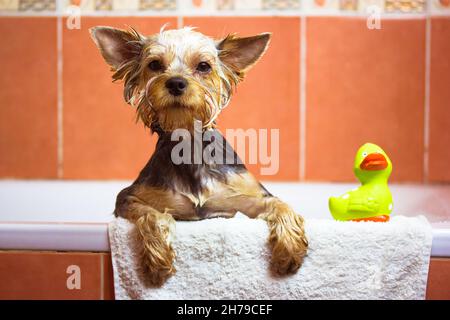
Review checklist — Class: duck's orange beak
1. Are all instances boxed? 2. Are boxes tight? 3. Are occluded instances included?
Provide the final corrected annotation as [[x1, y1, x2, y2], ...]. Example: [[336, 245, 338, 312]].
[[360, 153, 388, 171]]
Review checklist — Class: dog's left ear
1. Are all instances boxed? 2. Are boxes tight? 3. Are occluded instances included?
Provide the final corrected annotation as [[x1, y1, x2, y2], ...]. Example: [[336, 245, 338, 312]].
[[89, 26, 144, 70], [217, 33, 271, 77]]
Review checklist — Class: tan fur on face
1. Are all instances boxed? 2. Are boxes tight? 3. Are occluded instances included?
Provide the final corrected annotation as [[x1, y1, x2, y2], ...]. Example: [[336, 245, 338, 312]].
[[134, 28, 236, 131], [142, 73, 216, 131], [90, 26, 270, 132]]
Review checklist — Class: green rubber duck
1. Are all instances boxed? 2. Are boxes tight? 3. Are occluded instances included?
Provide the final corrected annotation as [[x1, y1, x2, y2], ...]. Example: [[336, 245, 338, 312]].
[[329, 143, 393, 222]]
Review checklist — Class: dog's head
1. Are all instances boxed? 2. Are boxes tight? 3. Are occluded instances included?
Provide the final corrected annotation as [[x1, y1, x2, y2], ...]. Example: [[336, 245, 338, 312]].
[[90, 26, 271, 132]]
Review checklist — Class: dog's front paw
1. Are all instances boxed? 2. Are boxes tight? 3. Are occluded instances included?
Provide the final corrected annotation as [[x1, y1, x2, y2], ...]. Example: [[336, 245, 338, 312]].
[[267, 210, 308, 275], [141, 242, 176, 287], [135, 212, 176, 287]]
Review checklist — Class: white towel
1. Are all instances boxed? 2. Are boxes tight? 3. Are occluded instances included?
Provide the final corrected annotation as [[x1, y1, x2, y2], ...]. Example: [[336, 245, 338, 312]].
[[108, 215, 432, 300]]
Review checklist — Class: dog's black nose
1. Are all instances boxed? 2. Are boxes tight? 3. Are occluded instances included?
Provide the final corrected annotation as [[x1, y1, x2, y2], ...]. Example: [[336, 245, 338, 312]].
[[165, 77, 188, 96]]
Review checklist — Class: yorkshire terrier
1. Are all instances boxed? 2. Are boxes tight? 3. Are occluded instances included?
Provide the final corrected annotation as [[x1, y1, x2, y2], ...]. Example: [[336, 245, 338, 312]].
[[90, 25, 308, 286]]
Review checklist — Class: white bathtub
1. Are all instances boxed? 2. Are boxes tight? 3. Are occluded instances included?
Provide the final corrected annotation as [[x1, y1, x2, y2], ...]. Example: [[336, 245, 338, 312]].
[[0, 181, 449, 256]]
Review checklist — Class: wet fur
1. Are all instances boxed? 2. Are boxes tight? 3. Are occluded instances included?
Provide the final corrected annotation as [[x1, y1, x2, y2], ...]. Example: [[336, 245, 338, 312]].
[[91, 26, 308, 286]]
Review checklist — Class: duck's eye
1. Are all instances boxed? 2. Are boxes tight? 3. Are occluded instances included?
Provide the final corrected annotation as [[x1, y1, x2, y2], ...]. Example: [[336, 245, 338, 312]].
[[196, 62, 211, 73], [149, 60, 163, 71], [362, 152, 368, 157]]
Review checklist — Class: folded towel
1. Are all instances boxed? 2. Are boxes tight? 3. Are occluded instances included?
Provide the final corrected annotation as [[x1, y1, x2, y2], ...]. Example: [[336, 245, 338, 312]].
[[108, 214, 432, 300]]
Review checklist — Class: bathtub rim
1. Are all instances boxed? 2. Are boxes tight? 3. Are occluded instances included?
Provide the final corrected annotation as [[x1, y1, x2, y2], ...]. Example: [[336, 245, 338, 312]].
[[0, 180, 449, 256], [0, 220, 449, 257]]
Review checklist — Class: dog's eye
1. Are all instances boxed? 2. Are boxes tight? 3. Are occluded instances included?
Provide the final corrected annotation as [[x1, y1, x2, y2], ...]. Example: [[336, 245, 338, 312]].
[[149, 60, 163, 71], [196, 62, 211, 73]]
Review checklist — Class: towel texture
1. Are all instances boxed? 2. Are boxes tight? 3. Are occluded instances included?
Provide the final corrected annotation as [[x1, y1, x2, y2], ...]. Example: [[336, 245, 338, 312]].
[[108, 215, 432, 300]]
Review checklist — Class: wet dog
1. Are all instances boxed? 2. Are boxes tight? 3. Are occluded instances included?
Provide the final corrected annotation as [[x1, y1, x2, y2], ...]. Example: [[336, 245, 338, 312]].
[[90, 26, 308, 286]]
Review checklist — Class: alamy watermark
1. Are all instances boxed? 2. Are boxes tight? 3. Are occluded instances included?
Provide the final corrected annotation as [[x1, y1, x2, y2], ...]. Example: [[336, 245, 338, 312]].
[[66, 265, 81, 290], [66, 2, 83, 30], [366, 5, 382, 30], [171, 120, 280, 176]]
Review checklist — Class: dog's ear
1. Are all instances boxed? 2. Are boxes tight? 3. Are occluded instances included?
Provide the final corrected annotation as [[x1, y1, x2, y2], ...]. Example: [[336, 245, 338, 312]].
[[89, 26, 144, 70], [217, 33, 271, 76]]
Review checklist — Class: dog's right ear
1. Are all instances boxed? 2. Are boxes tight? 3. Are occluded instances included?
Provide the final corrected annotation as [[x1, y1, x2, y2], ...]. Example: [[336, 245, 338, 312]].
[[89, 26, 144, 70]]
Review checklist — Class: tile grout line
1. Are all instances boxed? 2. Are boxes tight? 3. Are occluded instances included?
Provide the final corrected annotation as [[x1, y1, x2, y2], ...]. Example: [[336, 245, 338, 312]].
[[423, 16, 431, 183], [57, 16, 64, 179], [100, 254, 105, 300], [176, 0, 183, 28], [299, 16, 307, 181], [177, 14, 184, 28]]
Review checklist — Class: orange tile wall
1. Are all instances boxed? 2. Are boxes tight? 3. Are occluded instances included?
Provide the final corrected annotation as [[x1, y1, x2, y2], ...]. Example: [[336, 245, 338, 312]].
[[0, 251, 448, 300], [0, 16, 449, 182], [306, 18, 425, 182], [429, 18, 450, 183], [0, 17, 58, 179]]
